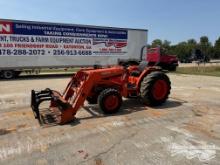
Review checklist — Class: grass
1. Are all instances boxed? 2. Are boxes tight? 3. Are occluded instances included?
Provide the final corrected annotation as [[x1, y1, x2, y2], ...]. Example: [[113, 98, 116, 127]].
[[176, 66, 220, 77]]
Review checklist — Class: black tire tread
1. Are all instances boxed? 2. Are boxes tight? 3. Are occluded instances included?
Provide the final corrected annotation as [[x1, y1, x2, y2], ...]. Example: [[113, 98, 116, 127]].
[[2, 70, 16, 79], [86, 96, 98, 104], [98, 88, 122, 114], [140, 71, 171, 106]]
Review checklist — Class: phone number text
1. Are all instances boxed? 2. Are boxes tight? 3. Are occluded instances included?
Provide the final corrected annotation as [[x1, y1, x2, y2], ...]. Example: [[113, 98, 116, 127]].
[[0, 49, 92, 56]]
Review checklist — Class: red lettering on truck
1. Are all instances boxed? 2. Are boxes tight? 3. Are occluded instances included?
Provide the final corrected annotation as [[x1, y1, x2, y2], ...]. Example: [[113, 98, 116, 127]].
[[0, 21, 13, 34]]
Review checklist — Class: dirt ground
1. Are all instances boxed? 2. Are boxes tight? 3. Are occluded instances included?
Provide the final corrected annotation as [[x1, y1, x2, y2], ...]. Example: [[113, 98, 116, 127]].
[[0, 73, 220, 165]]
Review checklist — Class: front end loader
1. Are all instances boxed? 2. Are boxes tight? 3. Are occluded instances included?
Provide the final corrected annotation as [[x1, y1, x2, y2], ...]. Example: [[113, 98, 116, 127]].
[[31, 64, 171, 125]]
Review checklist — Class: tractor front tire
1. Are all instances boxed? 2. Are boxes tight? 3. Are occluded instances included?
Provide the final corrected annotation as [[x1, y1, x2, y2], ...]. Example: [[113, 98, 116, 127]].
[[86, 96, 98, 104], [140, 71, 171, 106], [98, 88, 122, 114]]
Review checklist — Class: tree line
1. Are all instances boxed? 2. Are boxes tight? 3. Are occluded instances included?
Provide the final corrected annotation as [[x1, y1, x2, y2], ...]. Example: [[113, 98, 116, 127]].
[[149, 36, 220, 61]]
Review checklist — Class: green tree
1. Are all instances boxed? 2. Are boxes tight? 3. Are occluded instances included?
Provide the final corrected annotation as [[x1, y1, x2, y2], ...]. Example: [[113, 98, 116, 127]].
[[187, 39, 197, 45], [198, 36, 212, 58], [151, 39, 162, 47], [200, 36, 209, 44], [187, 39, 197, 56], [214, 37, 220, 59], [174, 42, 189, 61], [150, 36, 219, 60], [163, 40, 171, 51]]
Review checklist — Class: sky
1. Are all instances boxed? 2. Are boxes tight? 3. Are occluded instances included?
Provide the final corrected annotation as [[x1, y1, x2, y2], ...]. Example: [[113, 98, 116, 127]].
[[0, 0, 219, 45]]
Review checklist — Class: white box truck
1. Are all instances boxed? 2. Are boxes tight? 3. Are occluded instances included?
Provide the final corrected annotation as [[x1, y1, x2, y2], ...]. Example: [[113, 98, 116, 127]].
[[0, 19, 148, 79]]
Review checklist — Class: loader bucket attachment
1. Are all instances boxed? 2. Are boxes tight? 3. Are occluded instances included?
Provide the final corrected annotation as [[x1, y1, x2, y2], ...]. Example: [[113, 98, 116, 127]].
[[31, 89, 77, 125], [31, 70, 95, 125], [31, 89, 53, 124]]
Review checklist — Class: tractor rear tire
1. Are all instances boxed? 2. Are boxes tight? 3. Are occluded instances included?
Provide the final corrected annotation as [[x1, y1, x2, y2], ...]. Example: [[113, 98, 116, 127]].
[[140, 71, 171, 106], [98, 88, 122, 114]]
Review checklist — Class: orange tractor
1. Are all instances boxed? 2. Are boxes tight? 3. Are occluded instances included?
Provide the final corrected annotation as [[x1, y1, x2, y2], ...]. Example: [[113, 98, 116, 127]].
[[31, 61, 171, 125]]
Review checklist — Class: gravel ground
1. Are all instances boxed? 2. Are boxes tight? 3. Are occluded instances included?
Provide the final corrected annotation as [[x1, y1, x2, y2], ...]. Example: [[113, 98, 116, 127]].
[[0, 73, 220, 165]]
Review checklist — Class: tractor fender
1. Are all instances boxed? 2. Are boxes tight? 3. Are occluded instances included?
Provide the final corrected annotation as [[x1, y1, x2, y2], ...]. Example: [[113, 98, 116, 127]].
[[136, 68, 162, 90]]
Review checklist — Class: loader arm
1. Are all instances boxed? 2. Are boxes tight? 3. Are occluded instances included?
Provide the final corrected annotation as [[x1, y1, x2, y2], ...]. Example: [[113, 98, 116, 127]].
[[31, 71, 101, 124], [51, 71, 101, 124], [31, 67, 126, 125]]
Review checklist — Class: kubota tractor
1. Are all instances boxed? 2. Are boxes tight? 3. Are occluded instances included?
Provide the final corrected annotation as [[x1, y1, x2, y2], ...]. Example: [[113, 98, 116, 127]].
[[31, 61, 171, 125]]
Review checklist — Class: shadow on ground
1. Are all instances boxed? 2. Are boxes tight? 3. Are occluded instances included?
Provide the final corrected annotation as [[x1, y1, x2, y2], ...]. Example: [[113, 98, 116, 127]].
[[37, 98, 184, 127], [69, 98, 184, 126], [153, 99, 187, 109]]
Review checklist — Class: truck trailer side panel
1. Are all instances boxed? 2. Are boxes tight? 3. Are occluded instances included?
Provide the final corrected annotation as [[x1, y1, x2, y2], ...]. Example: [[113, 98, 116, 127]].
[[0, 19, 148, 69]]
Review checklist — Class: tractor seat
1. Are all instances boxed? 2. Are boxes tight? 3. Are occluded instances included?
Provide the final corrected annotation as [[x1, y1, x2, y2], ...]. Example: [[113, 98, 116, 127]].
[[138, 61, 149, 72], [130, 61, 149, 77]]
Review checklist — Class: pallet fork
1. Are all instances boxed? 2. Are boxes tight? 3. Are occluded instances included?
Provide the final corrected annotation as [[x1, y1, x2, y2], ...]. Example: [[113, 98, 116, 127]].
[[31, 67, 125, 124]]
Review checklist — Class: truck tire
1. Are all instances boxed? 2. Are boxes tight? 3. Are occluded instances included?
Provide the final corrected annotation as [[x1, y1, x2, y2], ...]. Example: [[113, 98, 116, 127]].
[[168, 65, 177, 71], [98, 88, 122, 114], [2, 70, 16, 79], [14, 71, 22, 77], [140, 71, 171, 106]]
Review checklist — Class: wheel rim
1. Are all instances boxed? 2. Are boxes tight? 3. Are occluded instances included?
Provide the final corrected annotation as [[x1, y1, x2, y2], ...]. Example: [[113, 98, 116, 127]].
[[104, 95, 119, 111], [4, 71, 13, 79], [152, 79, 168, 100]]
